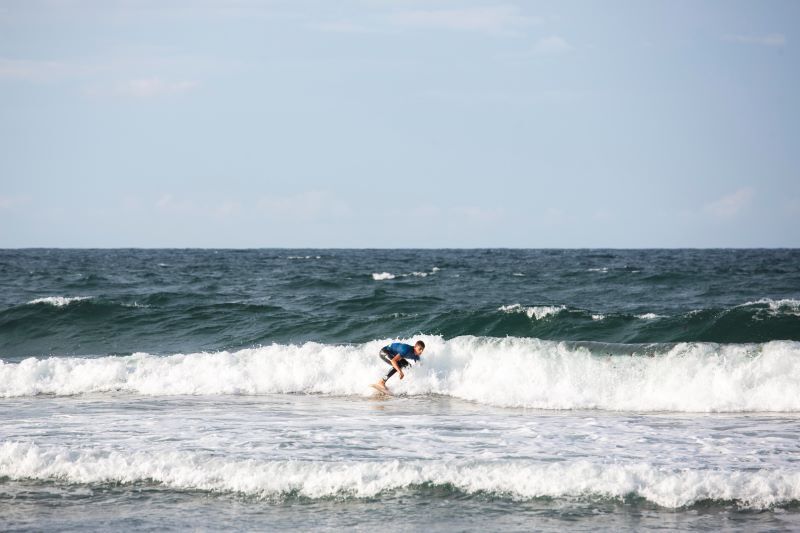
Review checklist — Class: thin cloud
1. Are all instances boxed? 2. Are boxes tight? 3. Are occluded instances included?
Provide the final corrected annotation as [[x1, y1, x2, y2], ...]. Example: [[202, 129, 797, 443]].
[[704, 187, 755, 218], [533, 35, 572, 55], [593, 209, 612, 222], [155, 193, 195, 214], [0, 195, 29, 209], [117, 78, 198, 98], [783, 198, 800, 217], [420, 87, 582, 105], [389, 5, 539, 35], [151, 195, 239, 218], [725, 33, 786, 47], [542, 207, 566, 226], [214, 200, 240, 218], [0, 58, 94, 82], [449, 205, 505, 222], [257, 191, 351, 220], [383, 203, 503, 222], [1, 57, 208, 103], [308, 20, 379, 34]]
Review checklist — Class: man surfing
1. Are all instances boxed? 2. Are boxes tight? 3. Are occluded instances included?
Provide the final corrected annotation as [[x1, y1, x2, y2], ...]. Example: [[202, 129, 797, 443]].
[[372, 340, 425, 394]]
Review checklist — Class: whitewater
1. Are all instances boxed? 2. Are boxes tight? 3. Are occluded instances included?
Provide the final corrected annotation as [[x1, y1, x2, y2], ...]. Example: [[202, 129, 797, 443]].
[[3, 336, 800, 412], [5, 335, 800, 526]]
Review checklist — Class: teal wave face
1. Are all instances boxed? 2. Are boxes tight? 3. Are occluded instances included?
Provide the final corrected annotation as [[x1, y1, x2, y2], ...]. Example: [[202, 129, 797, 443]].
[[0, 249, 798, 359]]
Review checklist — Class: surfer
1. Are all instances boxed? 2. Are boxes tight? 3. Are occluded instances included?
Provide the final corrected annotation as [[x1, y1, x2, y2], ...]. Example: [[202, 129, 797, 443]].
[[372, 340, 425, 393]]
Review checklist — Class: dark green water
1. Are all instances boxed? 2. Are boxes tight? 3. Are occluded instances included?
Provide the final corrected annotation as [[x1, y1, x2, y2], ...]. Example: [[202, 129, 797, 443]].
[[1, 249, 798, 360]]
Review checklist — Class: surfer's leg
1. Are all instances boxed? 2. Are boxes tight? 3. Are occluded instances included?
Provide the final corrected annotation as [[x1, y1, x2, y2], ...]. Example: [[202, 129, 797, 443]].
[[383, 358, 410, 382], [379, 349, 397, 382]]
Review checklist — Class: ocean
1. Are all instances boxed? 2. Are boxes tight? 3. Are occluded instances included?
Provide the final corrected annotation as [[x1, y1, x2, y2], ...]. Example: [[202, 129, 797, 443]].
[[1, 248, 799, 531]]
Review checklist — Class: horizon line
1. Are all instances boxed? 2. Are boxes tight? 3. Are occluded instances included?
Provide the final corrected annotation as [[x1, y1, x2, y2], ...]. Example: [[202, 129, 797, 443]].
[[2, 246, 798, 251]]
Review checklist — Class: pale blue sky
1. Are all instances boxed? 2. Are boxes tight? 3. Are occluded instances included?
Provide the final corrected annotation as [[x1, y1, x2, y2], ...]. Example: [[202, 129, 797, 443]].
[[1, 0, 798, 247]]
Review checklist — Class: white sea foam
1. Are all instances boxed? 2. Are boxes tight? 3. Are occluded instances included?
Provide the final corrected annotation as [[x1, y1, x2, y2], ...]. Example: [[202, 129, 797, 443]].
[[0, 441, 796, 508], [741, 298, 800, 316], [499, 303, 566, 320], [27, 296, 92, 307], [372, 267, 440, 281], [122, 301, 149, 308], [636, 313, 663, 320], [587, 267, 608, 273], [592, 314, 605, 321], [3, 336, 800, 412]]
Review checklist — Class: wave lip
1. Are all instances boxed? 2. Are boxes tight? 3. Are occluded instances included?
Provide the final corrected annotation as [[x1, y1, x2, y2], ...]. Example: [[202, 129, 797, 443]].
[[499, 304, 566, 320], [636, 313, 664, 320], [1, 441, 798, 509], [3, 336, 800, 412], [26, 296, 92, 307], [372, 267, 439, 281], [740, 298, 800, 317]]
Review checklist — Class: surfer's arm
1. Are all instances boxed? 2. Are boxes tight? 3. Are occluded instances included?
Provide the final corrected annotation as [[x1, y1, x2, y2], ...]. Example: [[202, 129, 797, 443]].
[[391, 355, 405, 379]]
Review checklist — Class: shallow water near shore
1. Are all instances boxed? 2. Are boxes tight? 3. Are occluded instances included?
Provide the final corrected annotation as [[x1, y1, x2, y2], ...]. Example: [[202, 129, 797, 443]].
[[3, 393, 800, 531]]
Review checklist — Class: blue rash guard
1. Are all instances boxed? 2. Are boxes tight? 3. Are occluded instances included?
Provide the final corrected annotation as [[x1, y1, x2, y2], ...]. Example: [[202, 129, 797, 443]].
[[383, 342, 420, 362], [378, 342, 419, 383]]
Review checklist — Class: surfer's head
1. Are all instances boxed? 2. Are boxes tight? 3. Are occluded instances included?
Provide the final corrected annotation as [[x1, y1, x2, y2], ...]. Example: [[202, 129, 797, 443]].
[[414, 340, 425, 356]]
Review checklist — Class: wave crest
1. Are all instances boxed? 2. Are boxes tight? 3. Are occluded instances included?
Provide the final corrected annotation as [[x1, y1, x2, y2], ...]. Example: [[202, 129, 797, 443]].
[[741, 298, 800, 317], [2, 337, 800, 412], [1, 441, 797, 508], [498, 304, 566, 320], [27, 296, 92, 307]]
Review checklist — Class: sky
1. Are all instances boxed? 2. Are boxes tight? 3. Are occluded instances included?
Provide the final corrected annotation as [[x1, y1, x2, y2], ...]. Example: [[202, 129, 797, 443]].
[[0, 0, 798, 248]]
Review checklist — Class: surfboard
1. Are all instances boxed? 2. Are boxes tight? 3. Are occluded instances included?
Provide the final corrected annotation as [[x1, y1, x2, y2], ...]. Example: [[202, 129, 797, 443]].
[[370, 383, 393, 396]]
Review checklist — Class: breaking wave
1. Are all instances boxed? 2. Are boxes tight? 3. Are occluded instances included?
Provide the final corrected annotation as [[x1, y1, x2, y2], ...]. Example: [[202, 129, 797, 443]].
[[1, 441, 797, 509], [2, 336, 800, 412], [498, 304, 566, 320], [27, 296, 92, 307], [372, 267, 440, 281]]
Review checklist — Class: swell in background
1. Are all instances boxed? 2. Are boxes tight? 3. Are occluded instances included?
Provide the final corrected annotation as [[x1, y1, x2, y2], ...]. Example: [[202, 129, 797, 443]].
[[1, 249, 799, 360]]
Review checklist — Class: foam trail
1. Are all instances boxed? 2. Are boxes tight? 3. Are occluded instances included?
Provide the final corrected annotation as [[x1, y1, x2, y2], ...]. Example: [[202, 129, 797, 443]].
[[3, 337, 800, 412], [1, 441, 798, 508]]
